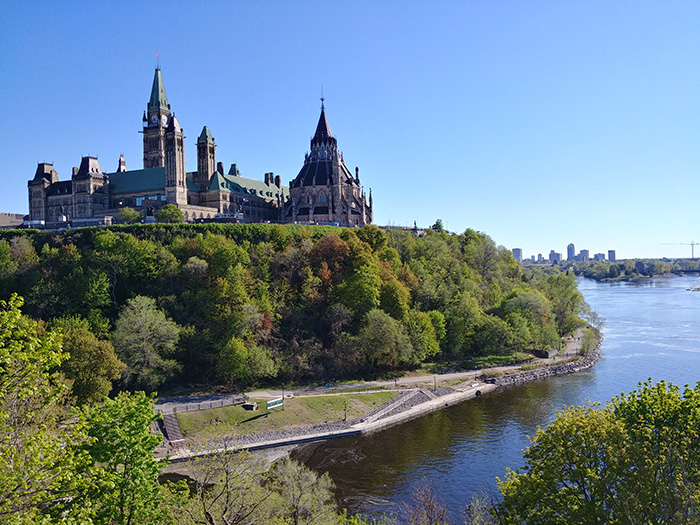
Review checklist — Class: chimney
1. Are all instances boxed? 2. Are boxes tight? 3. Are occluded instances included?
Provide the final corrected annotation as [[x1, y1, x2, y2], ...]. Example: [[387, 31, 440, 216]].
[[216, 162, 224, 174], [264, 172, 271, 186], [72, 167, 79, 176], [274, 175, 281, 188]]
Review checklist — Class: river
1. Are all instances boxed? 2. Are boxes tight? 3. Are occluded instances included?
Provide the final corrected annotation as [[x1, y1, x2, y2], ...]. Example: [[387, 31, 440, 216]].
[[296, 275, 700, 521]]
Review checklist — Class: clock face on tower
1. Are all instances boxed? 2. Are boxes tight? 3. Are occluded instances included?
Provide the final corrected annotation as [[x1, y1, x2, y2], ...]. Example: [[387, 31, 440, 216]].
[[161, 115, 168, 127], [150, 114, 158, 125]]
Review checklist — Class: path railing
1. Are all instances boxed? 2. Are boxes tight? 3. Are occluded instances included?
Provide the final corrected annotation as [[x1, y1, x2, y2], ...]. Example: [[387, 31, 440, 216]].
[[158, 394, 248, 414]]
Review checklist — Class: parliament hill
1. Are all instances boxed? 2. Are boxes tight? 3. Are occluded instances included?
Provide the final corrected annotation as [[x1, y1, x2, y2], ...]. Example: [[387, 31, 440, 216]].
[[27, 68, 373, 228]]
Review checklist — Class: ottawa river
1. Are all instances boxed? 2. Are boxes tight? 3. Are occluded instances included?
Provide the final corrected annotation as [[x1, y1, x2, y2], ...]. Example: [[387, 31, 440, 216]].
[[296, 275, 700, 520]]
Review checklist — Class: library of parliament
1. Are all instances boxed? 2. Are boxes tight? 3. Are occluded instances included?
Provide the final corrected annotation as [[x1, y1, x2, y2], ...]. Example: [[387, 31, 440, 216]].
[[27, 68, 373, 228]]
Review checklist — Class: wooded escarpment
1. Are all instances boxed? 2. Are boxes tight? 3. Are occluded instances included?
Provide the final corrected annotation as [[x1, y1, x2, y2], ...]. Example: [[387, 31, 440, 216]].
[[0, 223, 586, 394]]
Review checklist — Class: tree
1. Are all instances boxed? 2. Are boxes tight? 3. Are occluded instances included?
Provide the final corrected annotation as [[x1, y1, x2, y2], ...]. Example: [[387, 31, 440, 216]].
[[404, 309, 440, 364], [117, 206, 142, 224], [179, 448, 275, 525], [470, 315, 513, 356], [111, 295, 181, 391], [543, 273, 584, 336], [356, 224, 388, 252], [269, 456, 337, 525], [78, 391, 175, 525], [497, 380, 700, 524], [0, 294, 92, 523], [358, 309, 413, 370], [336, 264, 381, 319], [402, 479, 450, 525], [157, 204, 185, 223], [0, 240, 18, 278], [59, 324, 125, 404], [379, 277, 411, 320], [216, 336, 278, 390]]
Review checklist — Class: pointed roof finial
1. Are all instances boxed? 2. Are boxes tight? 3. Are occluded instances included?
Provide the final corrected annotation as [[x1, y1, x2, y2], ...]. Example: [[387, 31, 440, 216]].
[[320, 85, 325, 110]]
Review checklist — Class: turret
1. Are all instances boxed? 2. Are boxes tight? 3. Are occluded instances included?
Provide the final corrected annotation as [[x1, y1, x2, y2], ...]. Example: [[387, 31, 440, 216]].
[[197, 126, 216, 192], [28, 163, 59, 222], [165, 115, 186, 205], [116, 154, 127, 172], [71, 157, 108, 218]]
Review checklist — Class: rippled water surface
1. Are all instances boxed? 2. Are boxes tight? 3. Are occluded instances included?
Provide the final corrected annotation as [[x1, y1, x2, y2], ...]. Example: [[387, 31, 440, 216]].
[[297, 276, 700, 519]]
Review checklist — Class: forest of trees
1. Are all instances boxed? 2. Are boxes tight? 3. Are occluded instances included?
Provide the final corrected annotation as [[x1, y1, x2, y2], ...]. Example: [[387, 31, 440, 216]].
[[0, 222, 586, 399]]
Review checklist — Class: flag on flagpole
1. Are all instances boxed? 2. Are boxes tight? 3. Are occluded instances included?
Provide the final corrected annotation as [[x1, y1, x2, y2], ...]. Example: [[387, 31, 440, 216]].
[[155, 50, 159, 58]]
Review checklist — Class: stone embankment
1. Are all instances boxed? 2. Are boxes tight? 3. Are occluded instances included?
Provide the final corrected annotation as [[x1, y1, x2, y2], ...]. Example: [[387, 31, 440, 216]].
[[168, 387, 464, 461], [164, 329, 603, 461], [490, 329, 602, 388]]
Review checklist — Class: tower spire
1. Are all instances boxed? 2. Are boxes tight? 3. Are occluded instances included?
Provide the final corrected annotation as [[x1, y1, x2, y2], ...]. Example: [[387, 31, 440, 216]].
[[148, 67, 170, 113], [312, 98, 333, 147]]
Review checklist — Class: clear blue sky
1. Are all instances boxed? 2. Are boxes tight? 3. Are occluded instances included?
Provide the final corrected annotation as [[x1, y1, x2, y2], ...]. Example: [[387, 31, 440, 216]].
[[1, 1, 699, 259]]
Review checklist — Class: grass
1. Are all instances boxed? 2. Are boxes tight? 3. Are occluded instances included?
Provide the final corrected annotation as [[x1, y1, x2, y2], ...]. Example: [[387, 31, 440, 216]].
[[520, 362, 545, 372], [176, 391, 397, 442], [469, 352, 534, 368]]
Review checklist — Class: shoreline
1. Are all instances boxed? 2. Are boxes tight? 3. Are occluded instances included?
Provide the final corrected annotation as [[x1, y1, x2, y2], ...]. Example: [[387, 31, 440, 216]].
[[164, 328, 603, 463]]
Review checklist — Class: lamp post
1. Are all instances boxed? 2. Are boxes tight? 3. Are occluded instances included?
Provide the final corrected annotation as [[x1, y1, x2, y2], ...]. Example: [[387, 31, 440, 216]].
[[344, 400, 347, 421]]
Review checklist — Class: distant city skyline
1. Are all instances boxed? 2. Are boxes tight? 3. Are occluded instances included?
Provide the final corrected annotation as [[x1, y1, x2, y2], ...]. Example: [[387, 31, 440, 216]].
[[2, 2, 700, 259]]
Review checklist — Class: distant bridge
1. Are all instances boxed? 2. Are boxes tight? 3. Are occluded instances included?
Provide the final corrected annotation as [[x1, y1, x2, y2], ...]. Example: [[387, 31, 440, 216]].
[[671, 269, 700, 275]]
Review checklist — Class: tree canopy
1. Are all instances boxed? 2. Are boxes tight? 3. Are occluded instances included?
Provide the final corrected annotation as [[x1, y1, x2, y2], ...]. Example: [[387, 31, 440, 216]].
[[497, 380, 700, 524], [0, 223, 585, 389]]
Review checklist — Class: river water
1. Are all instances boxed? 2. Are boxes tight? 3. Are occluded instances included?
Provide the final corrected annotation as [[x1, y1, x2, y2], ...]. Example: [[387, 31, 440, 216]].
[[297, 276, 700, 520]]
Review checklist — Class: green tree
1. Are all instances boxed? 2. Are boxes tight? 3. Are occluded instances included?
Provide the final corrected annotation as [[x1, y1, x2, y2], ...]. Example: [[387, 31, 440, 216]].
[[379, 277, 411, 320], [112, 295, 181, 391], [216, 336, 278, 390], [0, 240, 18, 278], [0, 294, 92, 522], [358, 309, 413, 369], [404, 310, 440, 363], [543, 273, 584, 336], [470, 314, 513, 356], [497, 380, 700, 524], [60, 325, 125, 404], [157, 204, 185, 223], [79, 391, 174, 525], [356, 224, 388, 252], [336, 264, 381, 319], [117, 206, 142, 224]]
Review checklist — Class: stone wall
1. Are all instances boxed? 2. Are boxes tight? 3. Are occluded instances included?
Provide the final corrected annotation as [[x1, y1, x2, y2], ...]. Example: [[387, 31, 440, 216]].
[[491, 329, 603, 388]]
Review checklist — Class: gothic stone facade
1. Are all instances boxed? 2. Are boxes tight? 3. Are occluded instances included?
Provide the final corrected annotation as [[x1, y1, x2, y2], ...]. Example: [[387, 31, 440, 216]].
[[283, 103, 372, 227], [28, 68, 288, 227]]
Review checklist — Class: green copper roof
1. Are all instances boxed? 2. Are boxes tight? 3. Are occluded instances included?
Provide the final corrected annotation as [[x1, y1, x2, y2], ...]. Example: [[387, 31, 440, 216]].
[[148, 68, 170, 112], [198, 126, 213, 144], [208, 170, 289, 202], [106, 167, 165, 194]]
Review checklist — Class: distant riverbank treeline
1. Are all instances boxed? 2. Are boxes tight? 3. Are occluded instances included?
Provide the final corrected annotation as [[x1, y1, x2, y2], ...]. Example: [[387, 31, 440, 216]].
[[573, 259, 688, 282], [0, 223, 585, 395]]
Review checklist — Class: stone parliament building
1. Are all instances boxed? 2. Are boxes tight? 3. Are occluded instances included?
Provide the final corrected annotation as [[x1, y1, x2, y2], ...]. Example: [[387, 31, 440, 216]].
[[27, 68, 372, 228]]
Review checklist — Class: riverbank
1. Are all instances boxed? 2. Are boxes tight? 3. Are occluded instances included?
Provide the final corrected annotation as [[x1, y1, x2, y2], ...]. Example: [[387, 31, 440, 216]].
[[160, 327, 602, 463]]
